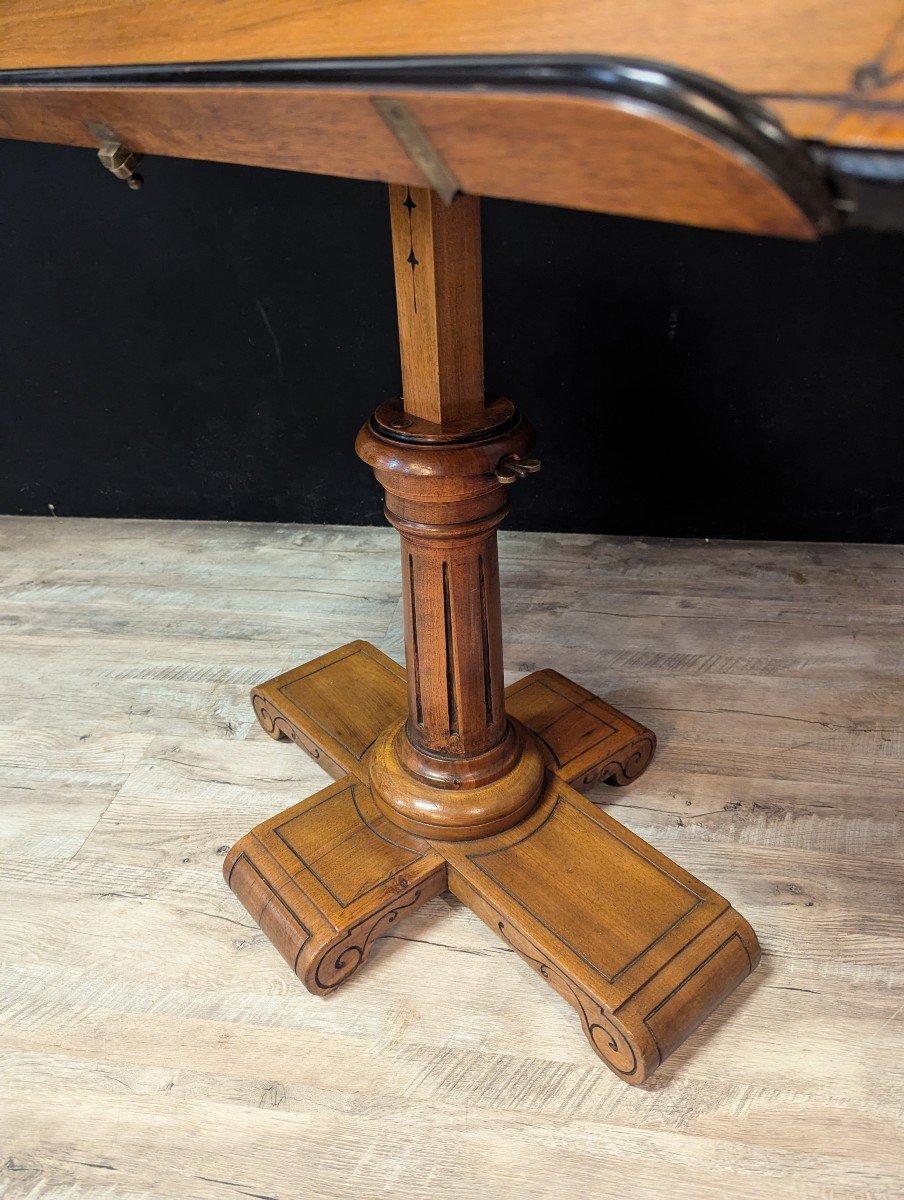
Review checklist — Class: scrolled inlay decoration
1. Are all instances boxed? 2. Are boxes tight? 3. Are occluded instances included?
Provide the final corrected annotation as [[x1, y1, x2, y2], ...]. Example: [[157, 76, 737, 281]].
[[497, 919, 638, 1078], [313, 888, 424, 991]]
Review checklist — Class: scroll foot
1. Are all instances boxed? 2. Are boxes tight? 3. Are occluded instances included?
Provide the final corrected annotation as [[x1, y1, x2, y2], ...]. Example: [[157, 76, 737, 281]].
[[224, 774, 445, 993], [440, 778, 759, 1083]]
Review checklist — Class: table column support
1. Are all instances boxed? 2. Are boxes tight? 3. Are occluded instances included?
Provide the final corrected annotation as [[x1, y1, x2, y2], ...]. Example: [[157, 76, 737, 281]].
[[231, 185, 760, 1084]]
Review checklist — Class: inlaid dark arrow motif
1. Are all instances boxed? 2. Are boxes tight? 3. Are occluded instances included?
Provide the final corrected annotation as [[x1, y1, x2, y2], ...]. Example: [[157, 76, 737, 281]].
[[403, 187, 419, 313]]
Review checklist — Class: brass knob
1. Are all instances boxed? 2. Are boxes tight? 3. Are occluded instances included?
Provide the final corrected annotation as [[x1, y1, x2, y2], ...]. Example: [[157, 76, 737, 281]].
[[97, 140, 144, 190], [495, 455, 541, 484]]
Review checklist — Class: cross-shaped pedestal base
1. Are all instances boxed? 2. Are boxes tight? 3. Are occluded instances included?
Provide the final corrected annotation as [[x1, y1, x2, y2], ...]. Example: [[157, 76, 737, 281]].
[[225, 641, 759, 1085]]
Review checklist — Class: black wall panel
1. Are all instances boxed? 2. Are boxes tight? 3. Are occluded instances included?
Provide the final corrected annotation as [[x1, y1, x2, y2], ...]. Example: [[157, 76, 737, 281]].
[[1, 139, 902, 540]]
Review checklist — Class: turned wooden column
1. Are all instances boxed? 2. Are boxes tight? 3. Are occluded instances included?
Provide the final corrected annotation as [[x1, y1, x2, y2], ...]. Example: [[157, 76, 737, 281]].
[[395, 471, 509, 765], [357, 185, 545, 840]]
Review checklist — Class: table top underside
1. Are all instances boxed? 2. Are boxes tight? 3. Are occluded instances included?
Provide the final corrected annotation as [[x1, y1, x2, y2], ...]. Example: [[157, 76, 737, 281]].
[[1, 1, 902, 237]]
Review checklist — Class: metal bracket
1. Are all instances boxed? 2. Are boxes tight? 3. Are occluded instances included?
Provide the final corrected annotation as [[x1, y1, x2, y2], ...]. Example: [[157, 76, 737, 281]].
[[372, 98, 460, 205], [86, 121, 144, 190]]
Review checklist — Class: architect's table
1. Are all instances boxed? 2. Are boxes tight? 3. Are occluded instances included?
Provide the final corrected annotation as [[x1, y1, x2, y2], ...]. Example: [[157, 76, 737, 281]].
[[2, 0, 902, 1085]]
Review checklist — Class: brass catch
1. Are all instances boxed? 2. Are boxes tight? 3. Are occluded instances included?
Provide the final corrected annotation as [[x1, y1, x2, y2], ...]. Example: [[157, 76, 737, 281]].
[[87, 122, 144, 190], [495, 455, 541, 484]]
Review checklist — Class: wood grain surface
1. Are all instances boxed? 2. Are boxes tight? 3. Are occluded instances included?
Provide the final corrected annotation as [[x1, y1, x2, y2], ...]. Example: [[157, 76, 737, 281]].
[[0, 85, 824, 238], [1, 516, 902, 1198], [0, 0, 898, 101], [1, 1, 901, 149], [389, 186, 484, 424]]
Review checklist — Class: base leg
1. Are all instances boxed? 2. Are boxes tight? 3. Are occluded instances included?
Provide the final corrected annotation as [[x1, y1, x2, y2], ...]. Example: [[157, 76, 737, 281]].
[[439, 778, 758, 1084], [504, 668, 656, 790], [250, 641, 408, 783], [225, 773, 445, 994]]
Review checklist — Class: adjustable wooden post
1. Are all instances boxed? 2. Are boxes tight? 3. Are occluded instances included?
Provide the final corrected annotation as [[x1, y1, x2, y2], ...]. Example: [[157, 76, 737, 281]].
[[360, 185, 545, 839], [227, 186, 760, 1084]]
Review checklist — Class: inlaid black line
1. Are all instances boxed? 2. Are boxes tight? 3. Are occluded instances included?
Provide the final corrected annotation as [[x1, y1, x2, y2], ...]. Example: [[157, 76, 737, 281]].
[[640, 931, 750, 1065], [314, 887, 427, 991], [403, 186, 419, 313], [275, 643, 399, 763], [465, 794, 706, 983], [478, 553, 494, 726], [408, 553, 423, 726], [512, 679, 619, 765], [495, 917, 639, 1077], [442, 561, 459, 736], [273, 786, 421, 910]]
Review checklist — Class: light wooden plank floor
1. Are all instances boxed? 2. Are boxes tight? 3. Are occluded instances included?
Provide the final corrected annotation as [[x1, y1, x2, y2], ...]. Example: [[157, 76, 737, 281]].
[[1, 516, 902, 1200]]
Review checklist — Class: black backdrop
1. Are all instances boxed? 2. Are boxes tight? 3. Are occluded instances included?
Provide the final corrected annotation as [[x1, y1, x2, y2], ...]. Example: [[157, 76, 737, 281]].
[[2, 139, 902, 541]]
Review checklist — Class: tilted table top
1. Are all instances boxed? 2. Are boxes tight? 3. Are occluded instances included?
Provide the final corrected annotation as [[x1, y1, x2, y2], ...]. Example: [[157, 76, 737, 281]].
[[1, 0, 903, 238]]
